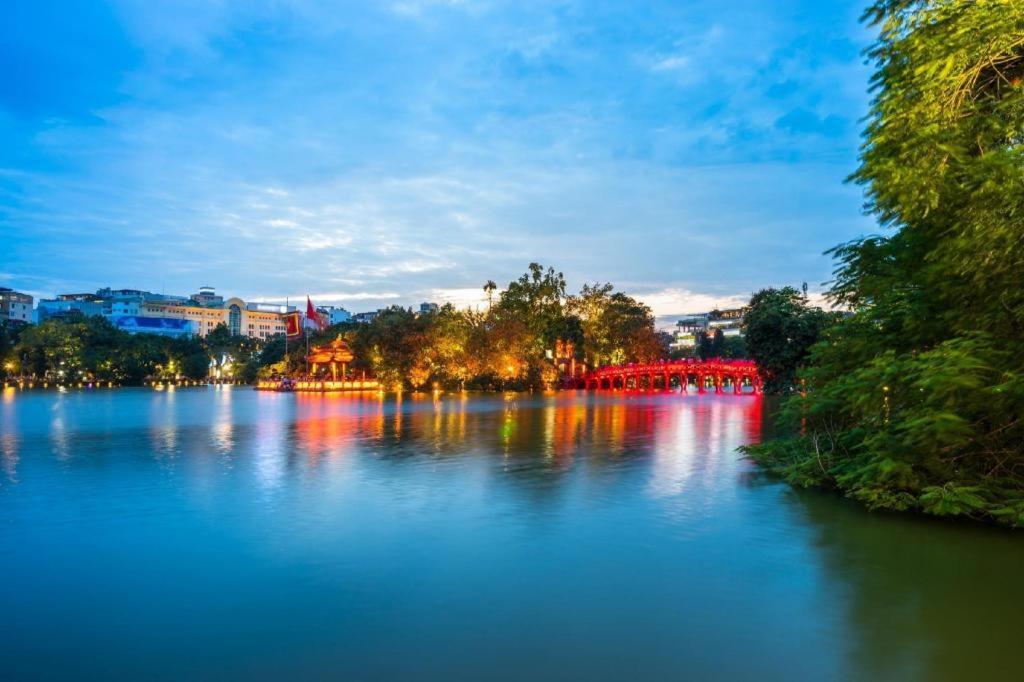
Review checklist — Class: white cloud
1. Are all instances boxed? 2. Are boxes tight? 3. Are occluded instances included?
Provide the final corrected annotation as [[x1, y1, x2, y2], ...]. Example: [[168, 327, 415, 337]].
[[251, 291, 402, 304], [637, 288, 750, 318], [427, 287, 488, 309], [389, 0, 474, 18], [650, 55, 690, 72]]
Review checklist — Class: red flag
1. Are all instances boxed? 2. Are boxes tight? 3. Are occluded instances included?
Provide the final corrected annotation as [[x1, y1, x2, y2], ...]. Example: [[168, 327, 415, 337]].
[[284, 311, 302, 338], [306, 296, 324, 330]]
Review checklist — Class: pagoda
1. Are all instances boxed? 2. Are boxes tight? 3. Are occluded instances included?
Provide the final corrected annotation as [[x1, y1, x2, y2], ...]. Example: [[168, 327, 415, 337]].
[[306, 337, 355, 381]]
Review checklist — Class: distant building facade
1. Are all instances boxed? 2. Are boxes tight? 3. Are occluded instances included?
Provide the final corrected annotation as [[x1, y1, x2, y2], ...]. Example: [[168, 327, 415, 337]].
[[419, 302, 439, 314], [672, 313, 709, 348], [352, 311, 379, 324], [318, 306, 352, 325], [672, 307, 747, 349], [140, 292, 288, 339], [36, 286, 290, 340], [189, 286, 223, 307], [0, 288, 33, 324], [707, 307, 746, 338], [36, 293, 106, 322], [110, 316, 195, 338]]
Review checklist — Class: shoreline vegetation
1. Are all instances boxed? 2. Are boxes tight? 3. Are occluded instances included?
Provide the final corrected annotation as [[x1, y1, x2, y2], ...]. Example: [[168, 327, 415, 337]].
[[742, 1, 1024, 528], [0, 264, 685, 393]]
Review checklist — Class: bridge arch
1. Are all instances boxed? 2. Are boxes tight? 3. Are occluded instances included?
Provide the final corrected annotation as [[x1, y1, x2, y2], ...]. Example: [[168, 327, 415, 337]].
[[583, 359, 761, 395]]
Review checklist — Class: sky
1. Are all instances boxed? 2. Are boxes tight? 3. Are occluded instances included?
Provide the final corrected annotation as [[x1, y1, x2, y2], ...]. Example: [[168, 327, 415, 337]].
[[0, 0, 876, 322]]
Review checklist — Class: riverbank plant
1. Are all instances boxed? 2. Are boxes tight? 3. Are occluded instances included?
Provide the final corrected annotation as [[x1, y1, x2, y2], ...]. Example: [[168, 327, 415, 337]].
[[745, 0, 1024, 527]]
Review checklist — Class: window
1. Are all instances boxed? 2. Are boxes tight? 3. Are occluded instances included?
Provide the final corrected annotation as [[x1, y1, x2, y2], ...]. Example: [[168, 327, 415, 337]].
[[228, 304, 242, 335]]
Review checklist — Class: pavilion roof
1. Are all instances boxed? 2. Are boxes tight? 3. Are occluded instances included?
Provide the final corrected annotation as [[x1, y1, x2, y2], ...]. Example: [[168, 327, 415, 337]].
[[306, 336, 354, 363]]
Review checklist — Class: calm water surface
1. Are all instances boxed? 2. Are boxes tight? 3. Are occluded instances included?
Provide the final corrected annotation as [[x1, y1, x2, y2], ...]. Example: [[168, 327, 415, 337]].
[[1, 387, 1021, 681]]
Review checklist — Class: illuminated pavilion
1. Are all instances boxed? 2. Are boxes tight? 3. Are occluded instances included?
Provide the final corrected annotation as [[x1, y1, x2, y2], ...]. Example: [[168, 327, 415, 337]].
[[306, 337, 354, 381]]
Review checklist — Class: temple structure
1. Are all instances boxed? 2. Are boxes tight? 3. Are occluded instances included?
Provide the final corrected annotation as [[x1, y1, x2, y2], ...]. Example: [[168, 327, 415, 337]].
[[256, 336, 379, 392], [307, 337, 354, 381]]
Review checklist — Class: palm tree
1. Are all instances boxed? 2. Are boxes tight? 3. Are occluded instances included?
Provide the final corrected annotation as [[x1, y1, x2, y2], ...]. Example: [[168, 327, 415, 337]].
[[483, 280, 497, 310]]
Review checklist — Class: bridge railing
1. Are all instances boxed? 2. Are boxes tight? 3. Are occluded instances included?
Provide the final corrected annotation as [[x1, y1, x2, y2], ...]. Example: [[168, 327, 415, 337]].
[[582, 358, 762, 394]]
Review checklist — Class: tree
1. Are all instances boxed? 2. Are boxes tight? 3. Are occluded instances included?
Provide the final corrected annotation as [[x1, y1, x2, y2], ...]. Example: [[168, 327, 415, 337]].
[[483, 280, 497, 310], [743, 287, 835, 394], [711, 329, 726, 358], [722, 335, 746, 359], [566, 283, 663, 367], [349, 306, 432, 389], [746, 1, 1024, 526], [204, 324, 234, 376], [0, 321, 26, 379], [490, 263, 570, 387]]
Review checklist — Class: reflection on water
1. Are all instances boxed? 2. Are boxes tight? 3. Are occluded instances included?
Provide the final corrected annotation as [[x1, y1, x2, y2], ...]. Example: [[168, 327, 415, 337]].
[[0, 387, 1021, 681]]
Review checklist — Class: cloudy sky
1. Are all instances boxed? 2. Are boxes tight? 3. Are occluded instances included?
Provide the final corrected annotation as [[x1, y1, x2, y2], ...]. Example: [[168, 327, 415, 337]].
[[1, 0, 875, 321]]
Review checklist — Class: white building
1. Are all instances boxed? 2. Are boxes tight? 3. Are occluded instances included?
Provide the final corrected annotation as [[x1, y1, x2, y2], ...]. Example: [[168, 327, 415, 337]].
[[0, 287, 33, 324], [671, 308, 747, 349], [139, 292, 289, 340], [318, 305, 352, 325], [36, 286, 291, 340]]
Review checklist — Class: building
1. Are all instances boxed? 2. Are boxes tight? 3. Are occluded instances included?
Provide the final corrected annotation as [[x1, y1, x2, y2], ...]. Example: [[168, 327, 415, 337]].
[[139, 291, 289, 339], [352, 311, 379, 324], [95, 287, 187, 305], [0, 288, 33, 324], [419, 302, 439, 315], [37, 288, 180, 322], [110, 316, 195, 338], [671, 308, 747, 349], [37, 286, 290, 340], [672, 313, 709, 348], [318, 305, 352, 325], [189, 286, 223, 307], [707, 307, 747, 338], [36, 293, 106, 322]]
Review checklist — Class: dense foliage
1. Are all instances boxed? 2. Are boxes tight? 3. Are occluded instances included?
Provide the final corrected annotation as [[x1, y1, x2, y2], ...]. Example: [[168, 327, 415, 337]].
[[746, 0, 1024, 526], [273, 263, 664, 390], [1, 315, 264, 385], [743, 287, 837, 394]]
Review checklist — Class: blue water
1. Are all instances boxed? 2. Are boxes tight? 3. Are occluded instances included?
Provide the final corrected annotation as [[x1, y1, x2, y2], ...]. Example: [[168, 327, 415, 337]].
[[1, 387, 1021, 681]]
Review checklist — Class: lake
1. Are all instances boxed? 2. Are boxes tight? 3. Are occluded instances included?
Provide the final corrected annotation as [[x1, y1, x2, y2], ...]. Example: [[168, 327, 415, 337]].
[[1, 387, 1021, 681]]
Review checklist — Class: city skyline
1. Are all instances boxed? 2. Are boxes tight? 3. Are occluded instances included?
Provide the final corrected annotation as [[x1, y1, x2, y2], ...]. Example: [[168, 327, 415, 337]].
[[2, 1, 872, 317]]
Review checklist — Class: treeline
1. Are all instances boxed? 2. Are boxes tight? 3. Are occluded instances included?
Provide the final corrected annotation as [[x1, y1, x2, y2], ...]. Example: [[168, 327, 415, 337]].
[[744, 1, 1024, 527], [1, 263, 665, 390], [0, 315, 273, 385], [271, 263, 666, 390]]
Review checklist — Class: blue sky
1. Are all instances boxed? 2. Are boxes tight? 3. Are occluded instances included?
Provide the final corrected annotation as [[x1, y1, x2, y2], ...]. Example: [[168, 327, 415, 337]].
[[1, 0, 874, 319]]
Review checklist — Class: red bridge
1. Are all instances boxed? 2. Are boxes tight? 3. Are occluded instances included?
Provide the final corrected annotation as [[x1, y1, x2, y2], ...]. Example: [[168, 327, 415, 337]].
[[583, 358, 762, 394]]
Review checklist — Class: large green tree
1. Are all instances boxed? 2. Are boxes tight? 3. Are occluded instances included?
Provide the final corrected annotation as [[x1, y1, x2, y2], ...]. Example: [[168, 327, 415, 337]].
[[566, 283, 662, 367], [747, 0, 1024, 526], [743, 287, 836, 394]]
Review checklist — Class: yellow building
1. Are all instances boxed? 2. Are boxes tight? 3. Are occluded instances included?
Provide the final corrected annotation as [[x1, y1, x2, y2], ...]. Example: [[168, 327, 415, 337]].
[[140, 296, 288, 340]]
